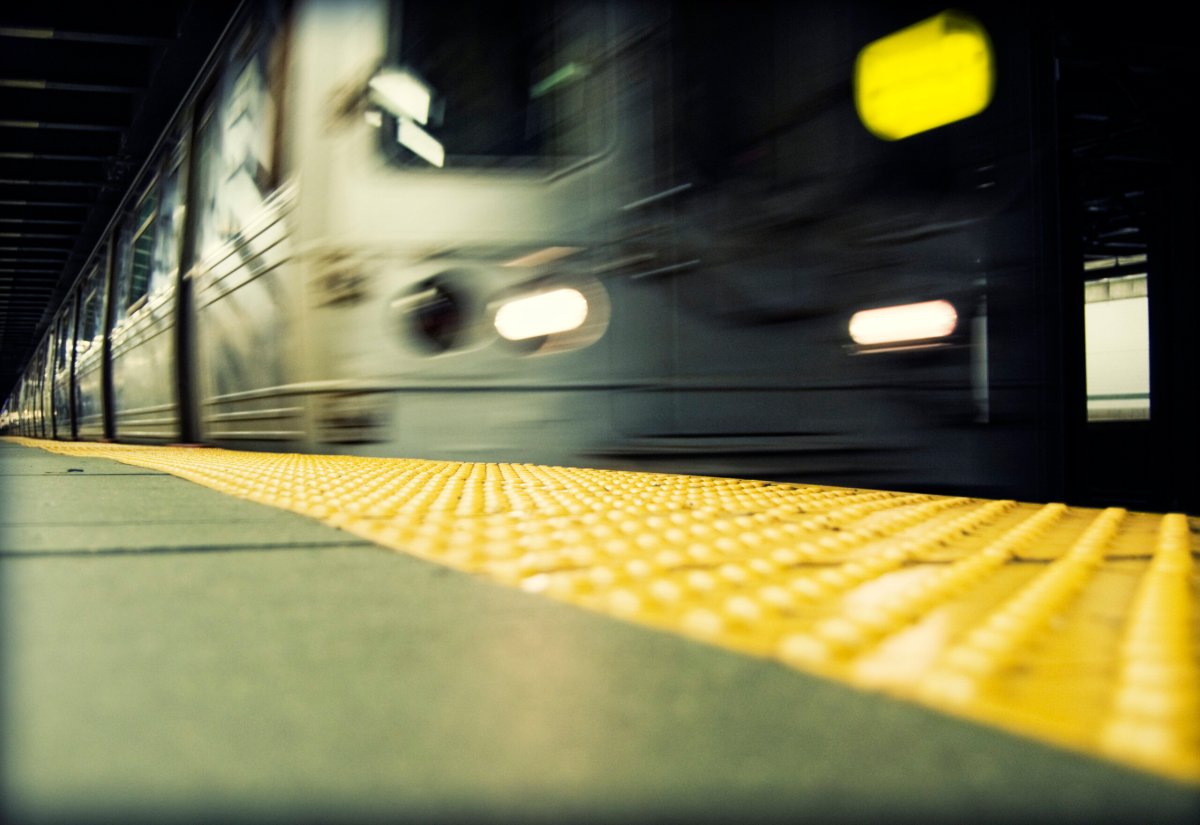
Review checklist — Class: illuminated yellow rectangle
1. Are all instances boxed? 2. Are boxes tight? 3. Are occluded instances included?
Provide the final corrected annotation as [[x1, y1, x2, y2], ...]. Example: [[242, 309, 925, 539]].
[[855, 10, 994, 140]]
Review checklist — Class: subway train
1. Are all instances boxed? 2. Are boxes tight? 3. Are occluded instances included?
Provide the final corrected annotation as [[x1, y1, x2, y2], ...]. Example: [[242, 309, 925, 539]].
[[3, 0, 1196, 510]]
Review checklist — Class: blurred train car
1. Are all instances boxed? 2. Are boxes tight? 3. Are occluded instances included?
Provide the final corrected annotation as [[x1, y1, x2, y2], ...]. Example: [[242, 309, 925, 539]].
[[3, 0, 1195, 510]]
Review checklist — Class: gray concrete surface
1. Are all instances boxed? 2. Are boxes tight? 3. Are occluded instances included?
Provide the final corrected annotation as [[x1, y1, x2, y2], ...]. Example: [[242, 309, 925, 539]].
[[2, 441, 1197, 824]]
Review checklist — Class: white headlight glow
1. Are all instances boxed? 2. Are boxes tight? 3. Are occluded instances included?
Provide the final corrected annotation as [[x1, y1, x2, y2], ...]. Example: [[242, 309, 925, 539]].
[[494, 288, 589, 340], [849, 299, 958, 346]]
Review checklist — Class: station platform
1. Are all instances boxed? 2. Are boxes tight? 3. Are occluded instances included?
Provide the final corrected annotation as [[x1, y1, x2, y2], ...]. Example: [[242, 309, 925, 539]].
[[1, 437, 1197, 824]]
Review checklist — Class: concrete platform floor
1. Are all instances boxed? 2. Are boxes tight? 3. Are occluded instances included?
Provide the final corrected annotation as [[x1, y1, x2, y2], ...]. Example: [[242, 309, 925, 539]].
[[1, 441, 1197, 824]]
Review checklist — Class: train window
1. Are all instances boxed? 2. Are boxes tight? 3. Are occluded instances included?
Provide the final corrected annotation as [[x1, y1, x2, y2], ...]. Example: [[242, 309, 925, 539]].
[[854, 10, 994, 141], [153, 132, 187, 293], [194, 93, 223, 262], [1084, 266, 1150, 421], [122, 184, 159, 311], [222, 21, 278, 225], [80, 291, 97, 345], [54, 309, 73, 371], [385, 0, 602, 168], [79, 262, 106, 350], [196, 10, 283, 260]]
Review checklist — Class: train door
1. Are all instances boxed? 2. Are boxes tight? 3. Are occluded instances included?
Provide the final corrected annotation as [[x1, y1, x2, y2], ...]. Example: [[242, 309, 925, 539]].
[[51, 296, 77, 439], [44, 336, 56, 436], [26, 368, 39, 436], [187, 5, 294, 449], [22, 373, 34, 436], [35, 340, 50, 438], [1054, 11, 1197, 511], [14, 376, 24, 435], [74, 253, 111, 440], [23, 350, 37, 436], [26, 349, 39, 436], [108, 150, 188, 443]]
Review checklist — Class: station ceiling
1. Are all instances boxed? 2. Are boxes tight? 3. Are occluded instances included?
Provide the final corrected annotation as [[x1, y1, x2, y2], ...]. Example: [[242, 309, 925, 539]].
[[0, 0, 237, 399], [0, 2, 1189, 401]]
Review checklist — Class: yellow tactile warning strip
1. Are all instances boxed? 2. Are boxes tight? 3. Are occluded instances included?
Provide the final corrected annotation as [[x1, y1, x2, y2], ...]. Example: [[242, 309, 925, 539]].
[[9, 437, 1199, 783]]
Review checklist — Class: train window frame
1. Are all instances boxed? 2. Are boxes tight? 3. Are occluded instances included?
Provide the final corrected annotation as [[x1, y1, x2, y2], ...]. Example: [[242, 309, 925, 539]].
[[150, 127, 189, 295], [378, 0, 613, 176], [193, 87, 224, 263], [78, 259, 107, 352], [223, 21, 279, 191], [121, 177, 161, 315], [195, 7, 285, 262], [54, 302, 76, 373]]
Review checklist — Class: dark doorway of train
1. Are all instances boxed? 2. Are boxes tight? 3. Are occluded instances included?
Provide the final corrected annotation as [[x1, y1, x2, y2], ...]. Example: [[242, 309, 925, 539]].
[[1053, 4, 1198, 513]]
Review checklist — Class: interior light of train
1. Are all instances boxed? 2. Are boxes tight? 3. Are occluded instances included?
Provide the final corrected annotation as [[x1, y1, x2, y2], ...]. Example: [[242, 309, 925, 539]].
[[854, 10, 994, 140], [494, 288, 589, 340], [368, 68, 432, 124], [848, 300, 958, 346], [397, 119, 445, 168]]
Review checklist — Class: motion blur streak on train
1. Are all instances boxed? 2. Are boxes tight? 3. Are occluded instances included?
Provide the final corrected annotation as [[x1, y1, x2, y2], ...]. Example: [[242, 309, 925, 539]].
[[3, 1, 1196, 511]]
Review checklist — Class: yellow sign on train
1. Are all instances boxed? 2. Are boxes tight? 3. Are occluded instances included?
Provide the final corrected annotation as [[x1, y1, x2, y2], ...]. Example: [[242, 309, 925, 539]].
[[855, 10, 995, 140]]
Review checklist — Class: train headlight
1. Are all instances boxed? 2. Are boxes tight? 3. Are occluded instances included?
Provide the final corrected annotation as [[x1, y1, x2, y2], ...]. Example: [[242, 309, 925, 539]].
[[491, 277, 609, 354], [849, 300, 958, 348], [494, 288, 589, 341]]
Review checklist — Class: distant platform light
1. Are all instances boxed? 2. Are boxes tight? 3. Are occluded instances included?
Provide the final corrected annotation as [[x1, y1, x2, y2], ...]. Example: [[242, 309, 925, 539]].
[[849, 300, 958, 347], [855, 10, 994, 140], [495, 288, 588, 340]]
